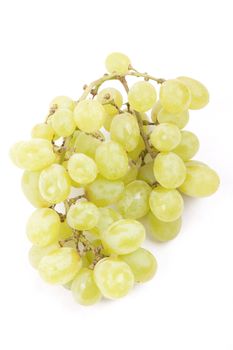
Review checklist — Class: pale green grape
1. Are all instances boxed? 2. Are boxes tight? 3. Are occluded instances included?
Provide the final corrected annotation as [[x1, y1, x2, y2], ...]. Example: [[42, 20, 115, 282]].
[[179, 161, 220, 197], [95, 141, 128, 180], [110, 113, 140, 151], [85, 175, 124, 206], [21, 170, 51, 207], [128, 136, 145, 161], [28, 243, 59, 269], [147, 211, 182, 241], [71, 268, 102, 305], [177, 76, 209, 109], [74, 99, 106, 132], [51, 108, 76, 137], [26, 208, 61, 247], [120, 163, 138, 185], [91, 207, 122, 236], [50, 96, 75, 111], [160, 79, 191, 113], [105, 52, 131, 74], [31, 123, 54, 140], [67, 201, 99, 230], [39, 164, 71, 204], [58, 220, 72, 240], [10, 139, 56, 171], [100, 219, 145, 255], [128, 81, 157, 112], [94, 257, 134, 299], [117, 180, 151, 219], [151, 100, 162, 122], [157, 108, 189, 129], [137, 161, 156, 186], [149, 186, 184, 222], [69, 130, 101, 159], [97, 87, 123, 116], [103, 114, 115, 132], [173, 131, 199, 161], [153, 152, 186, 188], [38, 247, 82, 284], [150, 123, 181, 152], [67, 153, 97, 184], [120, 248, 157, 283]]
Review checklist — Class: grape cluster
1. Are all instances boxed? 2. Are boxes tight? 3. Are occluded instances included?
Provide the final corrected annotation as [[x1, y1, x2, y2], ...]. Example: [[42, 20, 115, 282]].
[[10, 52, 220, 306]]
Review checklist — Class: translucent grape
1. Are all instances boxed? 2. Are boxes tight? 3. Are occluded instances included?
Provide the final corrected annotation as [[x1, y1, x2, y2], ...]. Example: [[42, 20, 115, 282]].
[[173, 130, 199, 161], [177, 76, 209, 109], [179, 161, 220, 197], [117, 180, 151, 219], [94, 257, 134, 299], [149, 186, 184, 222], [153, 152, 186, 189], [120, 163, 138, 185], [21, 170, 51, 207], [39, 164, 71, 204], [128, 136, 145, 161], [160, 79, 191, 113], [91, 207, 122, 236], [120, 248, 157, 283], [10, 139, 56, 171], [51, 108, 76, 137], [31, 123, 54, 140], [38, 247, 82, 285], [137, 161, 156, 186], [67, 153, 97, 185], [105, 52, 131, 75], [71, 268, 102, 305], [74, 100, 106, 133], [147, 211, 182, 241], [67, 201, 99, 230], [50, 96, 75, 111], [97, 87, 123, 116], [95, 141, 128, 180], [69, 130, 101, 159], [28, 243, 59, 269], [128, 81, 157, 112], [100, 219, 145, 255], [151, 100, 162, 122], [150, 123, 181, 152], [157, 108, 189, 129], [58, 220, 73, 240]]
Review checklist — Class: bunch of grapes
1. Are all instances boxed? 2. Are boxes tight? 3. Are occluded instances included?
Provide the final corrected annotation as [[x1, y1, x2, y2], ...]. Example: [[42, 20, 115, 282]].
[[10, 52, 219, 306]]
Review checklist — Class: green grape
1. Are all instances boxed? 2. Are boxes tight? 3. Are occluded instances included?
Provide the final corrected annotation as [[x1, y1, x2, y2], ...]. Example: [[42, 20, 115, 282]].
[[71, 268, 102, 305], [137, 161, 156, 186], [100, 219, 145, 255], [94, 257, 134, 299], [91, 207, 122, 236], [149, 186, 184, 222], [28, 243, 59, 269], [179, 161, 220, 197], [74, 99, 106, 133], [10, 139, 56, 171], [147, 211, 182, 242], [85, 175, 124, 206], [69, 130, 101, 159], [26, 208, 61, 247], [173, 130, 199, 161], [51, 108, 76, 137], [177, 76, 209, 110], [117, 180, 151, 219], [67, 153, 97, 185], [110, 113, 140, 152], [120, 248, 157, 283], [50, 96, 75, 111], [153, 152, 186, 189], [128, 81, 157, 112], [141, 112, 151, 133], [21, 170, 51, 208], [160, 79, 191, 113], [127, 136, 145, 161], [58, 220, 72, 240], [120, 163, 138, 185], [151, 100, 162, 122], [157, 108, 189, 129], [95, 141, 128, 180], [39, 164, 71, 204], [97, 87, 123, 116], [67, 201, 99, 230], [31, 123, 54, 140], [38, 247, 82, 285], [105, 52, 131, 75], [103, 114, 114, 132], [150, 123, 181, 152]]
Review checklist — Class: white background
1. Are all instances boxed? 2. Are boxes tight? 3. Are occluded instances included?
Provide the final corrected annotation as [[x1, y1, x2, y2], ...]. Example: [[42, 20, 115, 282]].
[[0, 0, 233, 349]]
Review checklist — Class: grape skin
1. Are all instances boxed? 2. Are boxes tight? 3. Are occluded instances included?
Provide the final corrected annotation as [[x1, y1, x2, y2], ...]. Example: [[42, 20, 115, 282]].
[[105, 52, 131, 75], [74, 100, 106, 133], [67, 201, 99, 231], [147, 211, 182, 241], [160, 79, 191, 114], [128, 81, 157, 112], [67, 153, 97, 185]]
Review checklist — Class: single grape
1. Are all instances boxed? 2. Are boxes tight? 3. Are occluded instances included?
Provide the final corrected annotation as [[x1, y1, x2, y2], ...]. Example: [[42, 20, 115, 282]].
[[58, 220, 73, 240], [153, 152, 186, 189], [97, 87, 123, 116], [69, 130, 102, 159], [147, 211, 182, 241], [67, 201, 99, 230], [150, 123, 181, 152], [127, 136, 145, 161], [105, 52, 131, 74], [149, 186, 184, 222], [67, 153, 97, 185], [151, 100, 162, 122], [120, 248, 157, 283], [28, 243, 59, 269], [74, 100, 106, 133], [38, 247, 82, 285], [51, 108, 76, 137], [120, 163, 138, 185], [157, 108, 189, 129], [100, 219, 145, 255], [50, 96, 75, 111], [160, 79, 191, 113], [31, 123, 54, 140], [94, 257, 134, 299], [128, 81, 157, 112], [137, 161, 156, 186], [21, 170, 51, 207], [177, 76, 209, 109], [117, 180, 151, 219], [173, 130, 199, 161], [95, 141, 128, 180], [91, 207, 122, 236]]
